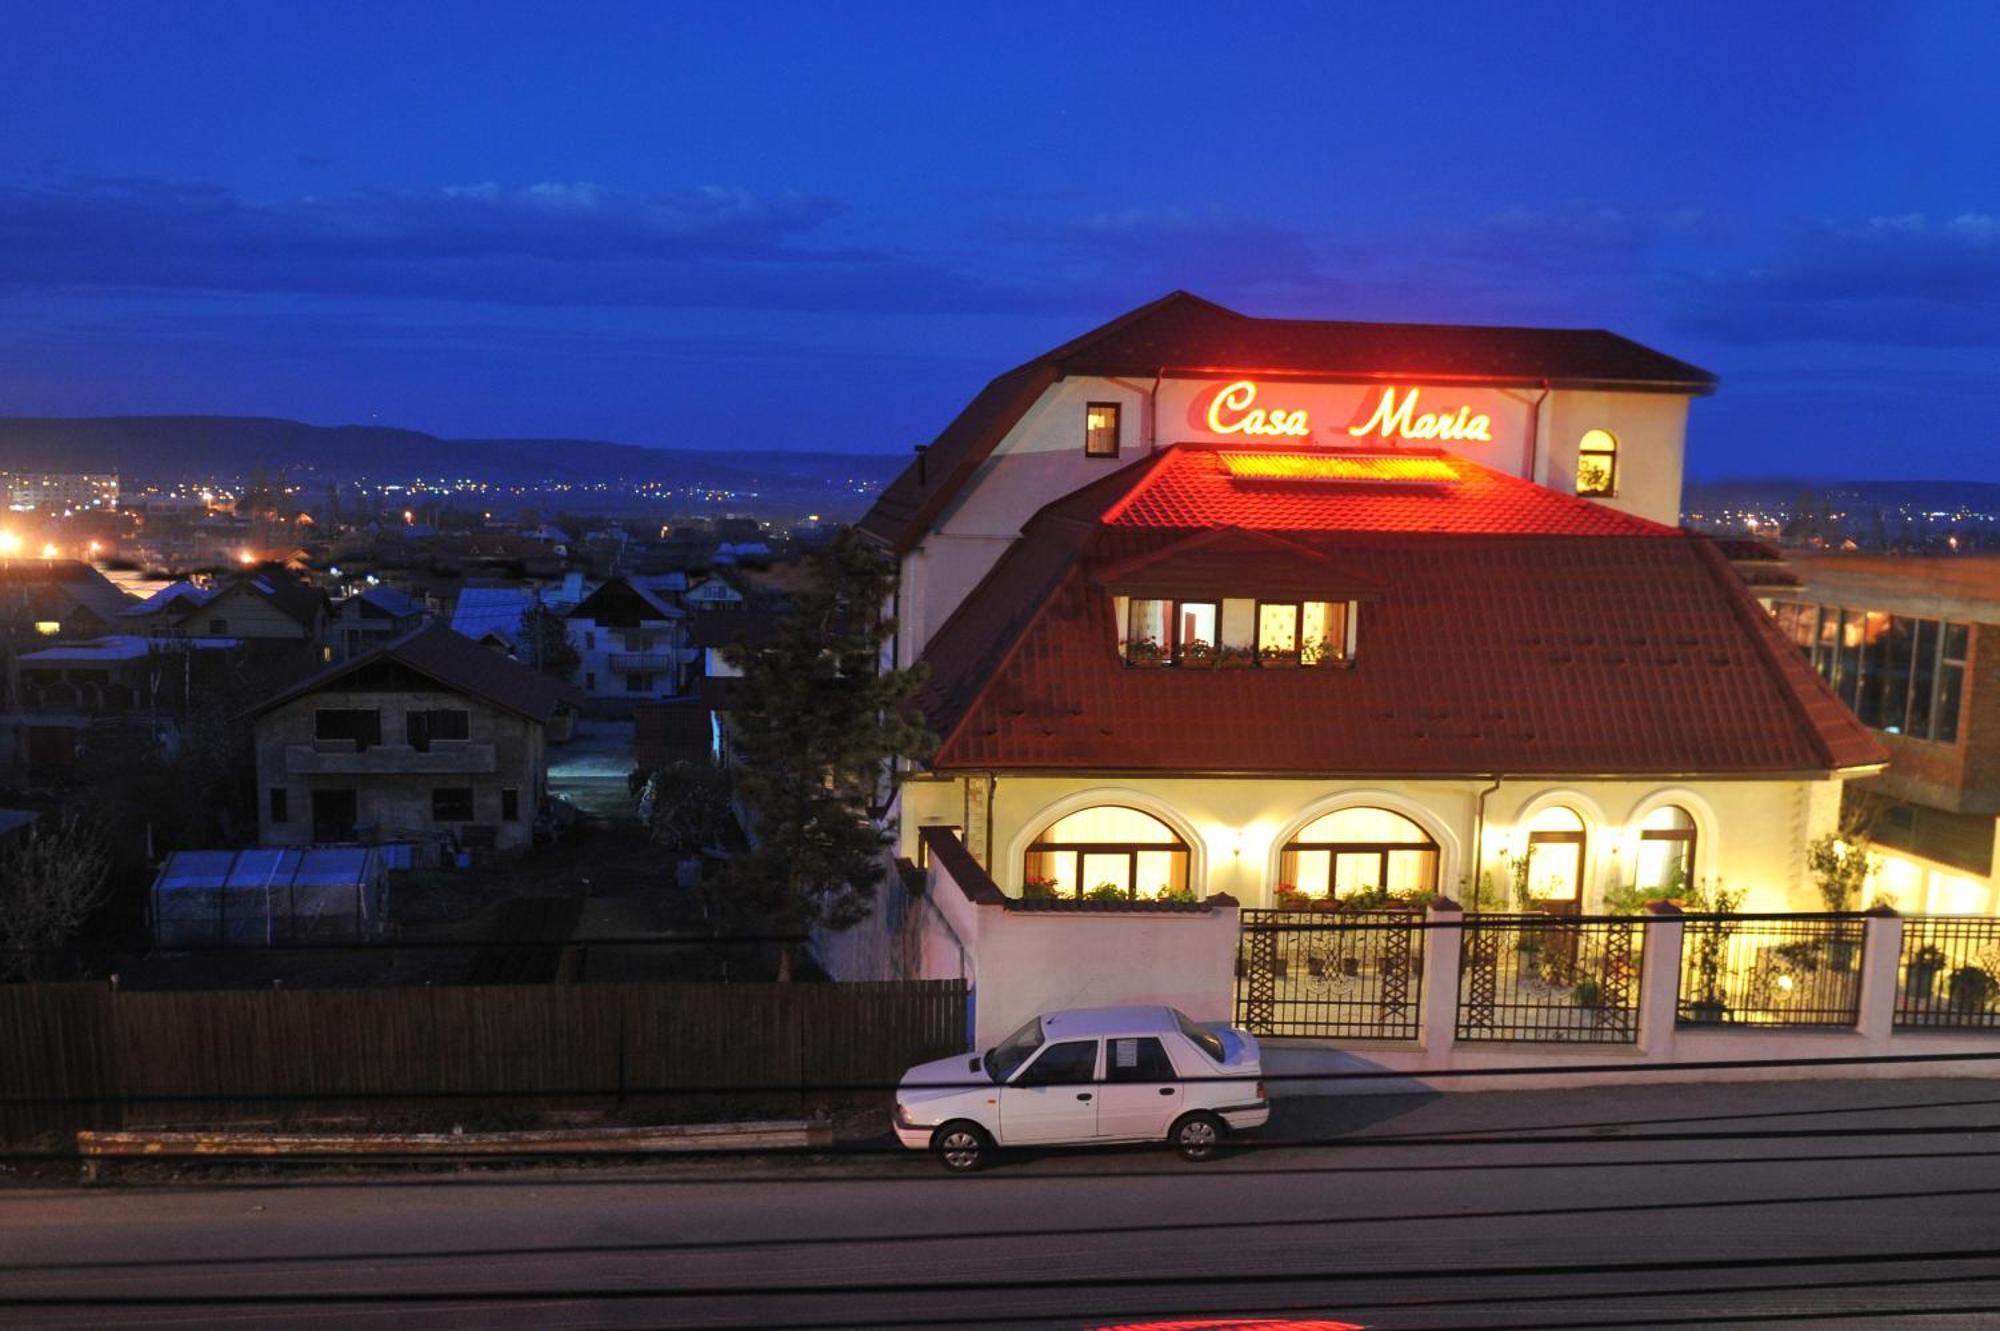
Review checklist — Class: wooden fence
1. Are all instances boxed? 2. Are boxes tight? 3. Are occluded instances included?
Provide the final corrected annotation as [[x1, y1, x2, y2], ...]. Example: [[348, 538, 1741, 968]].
[[0, 979, 968, 1146]]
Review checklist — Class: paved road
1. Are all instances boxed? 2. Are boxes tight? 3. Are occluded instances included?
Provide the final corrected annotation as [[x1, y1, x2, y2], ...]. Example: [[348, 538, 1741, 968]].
[[4, 1078, 2000, 1329]]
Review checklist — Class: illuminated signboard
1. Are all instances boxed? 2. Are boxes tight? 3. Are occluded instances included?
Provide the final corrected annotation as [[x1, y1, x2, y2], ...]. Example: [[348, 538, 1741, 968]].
[[1193, 381, 1493, 445], [1346, 387, 1492, 443], [1204, 380, 1310, 438]]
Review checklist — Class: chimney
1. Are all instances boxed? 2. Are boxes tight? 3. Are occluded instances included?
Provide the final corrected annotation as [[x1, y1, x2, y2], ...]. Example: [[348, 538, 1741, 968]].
[[914, 443, 929, 485]]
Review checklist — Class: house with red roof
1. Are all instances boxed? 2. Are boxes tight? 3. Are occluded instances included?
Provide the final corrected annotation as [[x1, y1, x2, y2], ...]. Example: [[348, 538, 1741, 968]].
[[838, 293, 1888, 1037]]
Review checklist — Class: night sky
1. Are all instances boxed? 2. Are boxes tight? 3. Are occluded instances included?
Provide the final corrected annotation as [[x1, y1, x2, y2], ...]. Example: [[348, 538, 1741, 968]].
[[4, 2, 1997, 480]]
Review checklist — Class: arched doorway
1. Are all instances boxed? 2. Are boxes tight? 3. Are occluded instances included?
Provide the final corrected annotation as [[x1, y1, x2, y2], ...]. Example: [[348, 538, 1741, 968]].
[[1637, 805, 1697, 896], [1023, 805, 1191, 900]]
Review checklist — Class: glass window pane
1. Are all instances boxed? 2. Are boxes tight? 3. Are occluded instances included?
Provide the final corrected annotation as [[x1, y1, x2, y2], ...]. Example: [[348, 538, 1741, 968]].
[[1177, 602, 1217, 651], [1909, 618, 1939, 739], [1257, 603, 1298, 655], [1040, 806, 1181, 844], [1637, 837, 1689, 892], [1129, 599, 1170, 655], [1936, 663, 1965, 744], [1333, 853, 1384, 896], [1942, 622, 1970, 662], [1297, 806, 1433, 844], [1836, 610, 1862, 708], [1135, 850, 1187, 897], [1384, 849, 1438, 894], [1301, 600, 1345, 662], [1080, 853, 1132, 896], [1281, 849, 1331, 896]]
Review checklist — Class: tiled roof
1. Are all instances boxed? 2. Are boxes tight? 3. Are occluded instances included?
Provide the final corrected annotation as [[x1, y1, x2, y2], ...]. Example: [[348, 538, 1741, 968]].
[[913, 450, 1884, 779], [858, 291, 1715, 553], [1106, 448, 1679, 536], [247, 623, 586, 724]]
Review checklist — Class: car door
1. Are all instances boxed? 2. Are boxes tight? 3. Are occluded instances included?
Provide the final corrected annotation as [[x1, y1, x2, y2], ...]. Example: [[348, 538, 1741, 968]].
[[999, 1039, 1101, 1145], [1095, 1035, 1182, 1141]]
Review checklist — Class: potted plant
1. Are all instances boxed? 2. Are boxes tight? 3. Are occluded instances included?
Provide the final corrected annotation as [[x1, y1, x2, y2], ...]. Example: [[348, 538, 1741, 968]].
[[1301, 636, 1343, 668], [1215, 644, 1254, 670], [1179, 638, 1215, 669], [1126, 637, 1166, 668], [1258, 645, 1299, 669], [1681, 881, 1744, 1024], [1906, 944, 1948, 1000], [1083, 882, 1128, 903], [1274, 884, 1309, 912], [1153, 884, 1197, 903], [1021, 877, 1059, 900], [1948, 965, 1997, 1015], [1572, 977, 1604, 1009]]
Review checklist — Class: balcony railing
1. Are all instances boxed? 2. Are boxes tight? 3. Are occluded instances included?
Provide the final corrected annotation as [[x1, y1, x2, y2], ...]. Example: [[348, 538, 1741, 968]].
[[608, 653, 674, 672], [1896, 916, 2000, 1030]]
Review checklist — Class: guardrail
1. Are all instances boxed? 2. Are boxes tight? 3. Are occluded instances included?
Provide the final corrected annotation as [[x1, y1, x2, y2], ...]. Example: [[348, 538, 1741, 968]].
[[1457, 915, 1643, 1044]]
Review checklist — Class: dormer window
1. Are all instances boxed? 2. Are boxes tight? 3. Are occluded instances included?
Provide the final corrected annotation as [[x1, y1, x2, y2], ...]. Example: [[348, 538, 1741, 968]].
[[1576, 429, 1618, 497], [1085, 402, 1121, 458], [1124, 595, 1353, 667]]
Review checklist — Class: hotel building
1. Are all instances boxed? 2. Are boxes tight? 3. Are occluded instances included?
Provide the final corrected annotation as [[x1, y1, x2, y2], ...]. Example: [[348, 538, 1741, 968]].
[[836, 293, 1887, 1028]]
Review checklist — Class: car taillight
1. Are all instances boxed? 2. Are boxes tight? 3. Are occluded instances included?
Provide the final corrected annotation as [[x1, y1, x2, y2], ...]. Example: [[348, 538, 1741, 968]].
[[892, 1099, 912, 1127], [1255, 1081, 1266, 1102]]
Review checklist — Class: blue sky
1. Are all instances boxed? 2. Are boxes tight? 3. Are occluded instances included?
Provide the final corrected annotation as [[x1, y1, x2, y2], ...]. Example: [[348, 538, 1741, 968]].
[[2, 1, 1997, 478]]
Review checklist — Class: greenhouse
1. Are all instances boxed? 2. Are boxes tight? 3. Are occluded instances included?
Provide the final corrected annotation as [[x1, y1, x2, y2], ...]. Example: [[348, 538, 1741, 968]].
[[152, 847, 387, 945]]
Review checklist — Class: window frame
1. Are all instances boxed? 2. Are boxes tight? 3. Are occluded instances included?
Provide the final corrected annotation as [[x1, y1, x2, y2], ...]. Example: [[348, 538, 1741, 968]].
[[268, 787, 289, 824], [501, 787, 520, 822], [1254, 600, 1302, 665], [1014, 1039, 1101, 1087], [1023, 805, 1192, 901], [1173, 600, 1219, 662], [1106, 1035, 1177, 1084], [1637, 809, 1697, 893], [1576, 429, 1618, 497], [1084, 401, 1122, 458], [1279, 809, 1441, 902]]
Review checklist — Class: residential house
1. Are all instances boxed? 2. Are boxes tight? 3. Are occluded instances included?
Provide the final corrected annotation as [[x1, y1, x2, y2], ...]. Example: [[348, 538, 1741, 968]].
[[328, 585, 429, 661], [564, 576, 692, 714], [248, 623, 584, 854], [0, 560, 134, 648], [1, 634, 241, 783]]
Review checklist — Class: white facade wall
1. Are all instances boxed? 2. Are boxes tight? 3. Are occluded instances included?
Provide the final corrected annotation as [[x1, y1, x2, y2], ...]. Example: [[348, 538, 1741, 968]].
[[568, 616, 689, 704], [902, 773, 1845, 914]]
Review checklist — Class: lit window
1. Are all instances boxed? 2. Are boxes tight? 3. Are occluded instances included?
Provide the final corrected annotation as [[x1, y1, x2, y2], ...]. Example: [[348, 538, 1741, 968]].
[[1175, 601, 1217, 661], [1279, 806, 1439, 904], [33, 620, 60, 636], [1127, 598, 1171, 663], [1301, 600, 1347, 665], [1257, 603, 1299, 663], [1024, 805, 1190, 900], [1636, 805, 1696, 894], [1576, 429, 1617, 497], [1524, 805, 1587, 908], [1085, 402, 1121, 458]]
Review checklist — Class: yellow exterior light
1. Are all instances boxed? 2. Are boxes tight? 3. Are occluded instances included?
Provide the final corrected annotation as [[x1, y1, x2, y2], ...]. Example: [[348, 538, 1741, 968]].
[[39, 542, 57, 559], [0, 531, 20, 555]]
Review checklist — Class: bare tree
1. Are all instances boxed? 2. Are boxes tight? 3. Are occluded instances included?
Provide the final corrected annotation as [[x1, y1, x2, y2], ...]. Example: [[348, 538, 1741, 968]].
[[0, 817, 114, 980]]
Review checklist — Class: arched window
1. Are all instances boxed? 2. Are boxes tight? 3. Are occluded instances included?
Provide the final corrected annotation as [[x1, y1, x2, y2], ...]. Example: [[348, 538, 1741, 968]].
[[1637, 805, 1696, 894], [1576, 429, 1618, 497], [1279, 806, 1439, 902], [1525, 805, 1587, 913], [1024, 806, 1190, 900]]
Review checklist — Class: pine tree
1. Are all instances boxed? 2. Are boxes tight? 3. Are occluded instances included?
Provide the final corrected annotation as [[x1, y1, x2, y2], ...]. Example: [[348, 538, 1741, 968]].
[[721, 530, 933, 979], [518, 603, 581, 681]]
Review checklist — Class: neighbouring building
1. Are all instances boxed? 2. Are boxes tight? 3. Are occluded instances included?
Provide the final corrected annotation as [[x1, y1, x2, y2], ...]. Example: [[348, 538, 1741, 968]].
[[327, 585, 429, 661], [564, 576, 692, 714], [2, 470, 119, 512], [133, 564, 330, 677], [833, 291, 1890, 1034], [1770, 552, 2000, 915], [0, 560, 135, 648], [247, 623, 584, 854], [0, 634, 241, 784]]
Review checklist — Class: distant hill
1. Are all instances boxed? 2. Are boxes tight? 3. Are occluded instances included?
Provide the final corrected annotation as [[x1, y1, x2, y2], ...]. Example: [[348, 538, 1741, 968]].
[[0, 415, 905, 495]]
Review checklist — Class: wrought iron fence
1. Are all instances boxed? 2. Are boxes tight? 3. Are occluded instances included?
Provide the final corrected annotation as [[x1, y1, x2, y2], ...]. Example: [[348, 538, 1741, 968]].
[[1896, 917, 2000, 1030], [1677, 915, 1864, 1028], [1455, 914, 1644, 1043], [1234, 910, 1424, 1040]]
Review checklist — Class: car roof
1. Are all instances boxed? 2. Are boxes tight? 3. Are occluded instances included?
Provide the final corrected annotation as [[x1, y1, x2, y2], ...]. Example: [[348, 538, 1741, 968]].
[[1038, 1005, 1183, 1039]]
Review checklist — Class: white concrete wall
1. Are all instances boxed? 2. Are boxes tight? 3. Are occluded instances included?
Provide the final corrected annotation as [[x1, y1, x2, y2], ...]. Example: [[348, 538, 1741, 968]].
[[1541, 390, 1691, 529], [903, 773, 1845, 914]]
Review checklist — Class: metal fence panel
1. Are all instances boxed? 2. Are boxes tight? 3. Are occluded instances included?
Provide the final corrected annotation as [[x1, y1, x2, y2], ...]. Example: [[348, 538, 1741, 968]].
[[1456, 915, 1643, 1044], [1677, 916, 1863, 1028], [1896, 917, 2000, 1030], [1234, 910, 1424, 1040]]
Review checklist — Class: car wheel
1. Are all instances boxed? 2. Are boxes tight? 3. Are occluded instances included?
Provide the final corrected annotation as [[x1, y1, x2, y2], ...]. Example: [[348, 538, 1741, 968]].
[[1171, 1111, 1225, 1162], [932, 1121, 990, 1173]]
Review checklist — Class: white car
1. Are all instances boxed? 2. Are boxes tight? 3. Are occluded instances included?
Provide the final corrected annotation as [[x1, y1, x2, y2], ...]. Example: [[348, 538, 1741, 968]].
[[893, 1005, 1268, 1171]]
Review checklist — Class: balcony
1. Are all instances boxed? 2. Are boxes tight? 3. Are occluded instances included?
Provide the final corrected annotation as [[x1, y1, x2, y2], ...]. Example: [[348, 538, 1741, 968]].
[[609, 653, 675, 672], [285, 740, 497, 775]]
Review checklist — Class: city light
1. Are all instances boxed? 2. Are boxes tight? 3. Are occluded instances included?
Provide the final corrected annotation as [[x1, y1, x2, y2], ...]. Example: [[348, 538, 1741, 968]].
[[237, 550, 257, 566], [40, 543, 58, 559], [0, 530, 20, 555]]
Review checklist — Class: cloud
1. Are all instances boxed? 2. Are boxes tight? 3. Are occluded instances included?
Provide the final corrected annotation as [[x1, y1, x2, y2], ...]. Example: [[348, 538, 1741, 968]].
[[1669, 213, 2000, 348], [0, 176, 1057, 314]]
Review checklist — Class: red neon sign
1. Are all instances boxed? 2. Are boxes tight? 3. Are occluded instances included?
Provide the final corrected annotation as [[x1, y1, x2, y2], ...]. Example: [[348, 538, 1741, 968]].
[[1346, 386, 1492, 443]]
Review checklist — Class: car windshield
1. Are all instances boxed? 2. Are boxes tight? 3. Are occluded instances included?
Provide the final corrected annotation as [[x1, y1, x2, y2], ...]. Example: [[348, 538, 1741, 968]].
[[1174, 1009, 1227, 1063], [982, 1016, 1044, 1083]]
